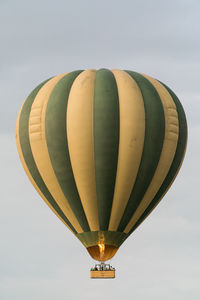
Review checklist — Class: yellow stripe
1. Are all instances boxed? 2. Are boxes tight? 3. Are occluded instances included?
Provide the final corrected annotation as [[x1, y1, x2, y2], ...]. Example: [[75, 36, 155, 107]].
[[124, 75, 179, 233], [16, 105, 74, 233], [67, 69, 99, 231], [129, 145, 187, 234], [28, 74, 83, 233], [108, 70, 145, 231]]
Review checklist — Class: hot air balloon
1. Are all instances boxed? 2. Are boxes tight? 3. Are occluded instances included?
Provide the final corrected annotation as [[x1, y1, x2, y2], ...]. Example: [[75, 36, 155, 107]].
[[16, 69, 187, 278]]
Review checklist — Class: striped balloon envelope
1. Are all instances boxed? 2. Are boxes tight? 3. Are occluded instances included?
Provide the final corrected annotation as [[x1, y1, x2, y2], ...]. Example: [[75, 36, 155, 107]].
[[16, 69, 187, 262]]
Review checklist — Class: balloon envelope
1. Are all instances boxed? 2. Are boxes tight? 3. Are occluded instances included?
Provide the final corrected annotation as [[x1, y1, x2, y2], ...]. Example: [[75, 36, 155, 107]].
[[16, 69, 187, 261]]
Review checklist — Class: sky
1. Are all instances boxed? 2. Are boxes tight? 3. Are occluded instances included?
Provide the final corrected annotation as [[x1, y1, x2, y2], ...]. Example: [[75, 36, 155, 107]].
[[1, 0, 200, 299]]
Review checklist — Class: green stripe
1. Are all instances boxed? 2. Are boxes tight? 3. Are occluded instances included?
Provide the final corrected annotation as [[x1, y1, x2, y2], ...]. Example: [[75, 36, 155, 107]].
[[18, 79, 77, 234], [127, 82, 187, 235], [45, 71, 90, 232], [93, 69, 120, 230], [76, 231, 127, 248], [117, 71, 165, 232]]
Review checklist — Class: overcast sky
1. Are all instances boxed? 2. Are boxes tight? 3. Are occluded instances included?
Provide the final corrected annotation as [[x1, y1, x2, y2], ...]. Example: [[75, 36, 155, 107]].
[[1, 1, 200, 299]]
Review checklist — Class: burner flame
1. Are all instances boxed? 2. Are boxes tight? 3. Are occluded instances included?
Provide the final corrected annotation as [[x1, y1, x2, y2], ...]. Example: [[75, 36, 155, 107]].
[[98, 241, 105, 260]]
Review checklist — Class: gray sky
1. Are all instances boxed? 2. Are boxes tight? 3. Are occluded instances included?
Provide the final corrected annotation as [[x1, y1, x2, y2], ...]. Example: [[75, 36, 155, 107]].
[[1, 0, 200, 299]]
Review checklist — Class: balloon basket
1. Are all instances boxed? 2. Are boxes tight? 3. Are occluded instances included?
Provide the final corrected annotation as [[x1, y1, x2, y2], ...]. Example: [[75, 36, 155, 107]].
[[90, 263, 115, 279]]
